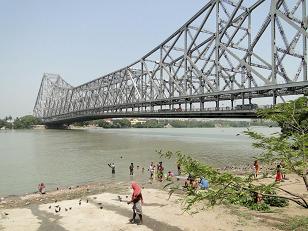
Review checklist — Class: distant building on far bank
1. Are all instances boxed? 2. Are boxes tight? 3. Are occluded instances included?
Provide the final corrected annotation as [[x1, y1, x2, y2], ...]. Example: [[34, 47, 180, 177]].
[[31, 125, 46, 129], [164, 123, 173, 128], [130, 118, 146, 125]]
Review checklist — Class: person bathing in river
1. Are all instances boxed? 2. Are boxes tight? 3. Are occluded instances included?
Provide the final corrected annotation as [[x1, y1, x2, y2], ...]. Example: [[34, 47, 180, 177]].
[[108, 163, 115, 174], [38, 182, 46, 194], [129, 163, 134, 175], [149, 162, 154, 179], [157, 162, 164, 182], [127, 181, 143, 225]]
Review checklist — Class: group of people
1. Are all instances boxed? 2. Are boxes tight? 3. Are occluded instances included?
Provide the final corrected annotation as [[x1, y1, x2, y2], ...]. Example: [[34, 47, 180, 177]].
[[148, 161, 168, 181], [253, 160, 286, 182], [184, 175, 209, 190], [107, 162, 146, 176]]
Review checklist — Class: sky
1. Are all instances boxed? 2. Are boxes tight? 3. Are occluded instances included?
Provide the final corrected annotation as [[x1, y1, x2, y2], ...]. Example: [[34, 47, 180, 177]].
[[0, 0, 305, 118], [0, 0, 207, 118]]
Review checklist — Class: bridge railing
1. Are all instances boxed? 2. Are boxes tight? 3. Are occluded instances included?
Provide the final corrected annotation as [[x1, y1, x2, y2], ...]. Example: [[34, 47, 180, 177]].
[[42, 105, 273, 123]]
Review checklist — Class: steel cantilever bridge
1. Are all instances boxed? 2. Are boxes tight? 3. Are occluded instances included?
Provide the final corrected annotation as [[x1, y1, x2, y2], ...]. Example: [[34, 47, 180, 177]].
[[34, 0, 308, 126]]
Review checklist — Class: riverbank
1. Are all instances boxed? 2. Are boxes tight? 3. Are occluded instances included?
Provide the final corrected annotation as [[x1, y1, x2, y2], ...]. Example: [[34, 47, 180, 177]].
[[1, 174, 307, 231]]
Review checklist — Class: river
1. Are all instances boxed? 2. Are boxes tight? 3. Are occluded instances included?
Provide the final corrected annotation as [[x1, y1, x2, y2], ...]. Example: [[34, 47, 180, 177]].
[[0, 127, 279, 196]]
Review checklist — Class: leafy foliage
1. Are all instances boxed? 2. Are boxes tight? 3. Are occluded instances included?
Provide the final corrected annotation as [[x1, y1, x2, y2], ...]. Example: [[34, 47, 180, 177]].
[[277, 216, 308, 231], [245, 97, 308, 189], [159, 150, 288, 211], [13, 115, 42, 129]]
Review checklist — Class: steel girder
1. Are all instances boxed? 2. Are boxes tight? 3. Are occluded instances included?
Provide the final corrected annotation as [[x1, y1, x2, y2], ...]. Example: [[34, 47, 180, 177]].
[[33, 0, 308, 124]]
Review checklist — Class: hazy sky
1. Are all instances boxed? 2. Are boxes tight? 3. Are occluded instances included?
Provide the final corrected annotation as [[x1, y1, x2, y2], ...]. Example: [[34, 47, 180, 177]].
[[0, 0, 206, 118], [0, 0, 304, 118]]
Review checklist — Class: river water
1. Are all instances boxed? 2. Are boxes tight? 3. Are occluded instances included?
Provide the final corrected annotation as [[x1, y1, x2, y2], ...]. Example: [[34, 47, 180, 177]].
[[0, 127, 279, 196]]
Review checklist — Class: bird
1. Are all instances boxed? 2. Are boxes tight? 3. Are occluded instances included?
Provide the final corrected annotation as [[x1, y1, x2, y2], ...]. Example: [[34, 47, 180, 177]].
[[69, 207, 72, 210], [118, 196, 122, 202], [55, 205, 59, 208], [4, 212, 9, 216], [65, 208, 68, 212], [236, 133, 240, 136], [86, 199, 89, 203], [48, 205, 51, 209], [54, 200, 57, 203], [79, 200, 81, 206], [55, 207, 61, 213], [100, 206, 103, 209]]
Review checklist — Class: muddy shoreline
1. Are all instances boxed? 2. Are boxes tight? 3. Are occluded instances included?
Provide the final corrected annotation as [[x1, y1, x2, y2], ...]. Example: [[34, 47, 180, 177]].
[[0, 179, 168, 210]]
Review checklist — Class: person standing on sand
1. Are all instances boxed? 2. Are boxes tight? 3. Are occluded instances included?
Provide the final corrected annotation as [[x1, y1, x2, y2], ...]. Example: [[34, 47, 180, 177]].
[[280, 160, 286, 179], [127, 181, 143, 225], [177, 162, 181, 176], [108, 163, 115, 174], [253, 160, 260, 178], [275, 164, 283, 182], [129, 163, 134, 176]]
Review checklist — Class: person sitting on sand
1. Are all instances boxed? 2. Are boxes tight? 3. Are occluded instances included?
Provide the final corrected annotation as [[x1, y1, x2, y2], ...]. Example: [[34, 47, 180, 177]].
[[199, 177, 209, 190], [127, 181, 143, 225], [38, 182, 46, 194], [166, 171, 174, 180], [185, 174, 198, 189]]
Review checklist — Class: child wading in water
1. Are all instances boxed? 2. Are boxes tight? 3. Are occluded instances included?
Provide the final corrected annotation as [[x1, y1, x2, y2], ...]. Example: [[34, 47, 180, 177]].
[[127, 181, 143, 225]]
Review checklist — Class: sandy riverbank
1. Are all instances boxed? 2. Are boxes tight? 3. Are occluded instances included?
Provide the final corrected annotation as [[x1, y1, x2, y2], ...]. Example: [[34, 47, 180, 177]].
[[1, 175, 308, 231]]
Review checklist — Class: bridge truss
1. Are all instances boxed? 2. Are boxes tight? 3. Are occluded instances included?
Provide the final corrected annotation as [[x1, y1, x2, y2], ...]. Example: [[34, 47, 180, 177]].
[[34, 0, 308, 124]]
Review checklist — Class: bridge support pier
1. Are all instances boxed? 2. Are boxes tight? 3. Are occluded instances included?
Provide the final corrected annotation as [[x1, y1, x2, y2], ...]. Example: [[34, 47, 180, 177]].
[[273, 90, 277, 105], [45, 124, 69, 129], [216, 96, 219, 110], [200, 97, 204, 111]]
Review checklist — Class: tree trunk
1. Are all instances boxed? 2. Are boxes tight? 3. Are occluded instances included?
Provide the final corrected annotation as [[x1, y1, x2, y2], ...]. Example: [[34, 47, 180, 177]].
[[303, 175, 308, 191]]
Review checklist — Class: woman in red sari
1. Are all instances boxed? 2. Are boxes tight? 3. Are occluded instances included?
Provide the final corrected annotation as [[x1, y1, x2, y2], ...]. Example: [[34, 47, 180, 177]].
[[127, 181, 143, 225], [275, 165, 283, 182]]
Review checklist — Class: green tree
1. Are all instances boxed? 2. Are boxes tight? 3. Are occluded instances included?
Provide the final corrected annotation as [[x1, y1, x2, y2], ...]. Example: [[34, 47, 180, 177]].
[[245, 97, 308, 190], [159, 150, 307, 211], [14, 115, 42, 129], [113, 119, 131, 128], [97, 120, 113, 128]]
